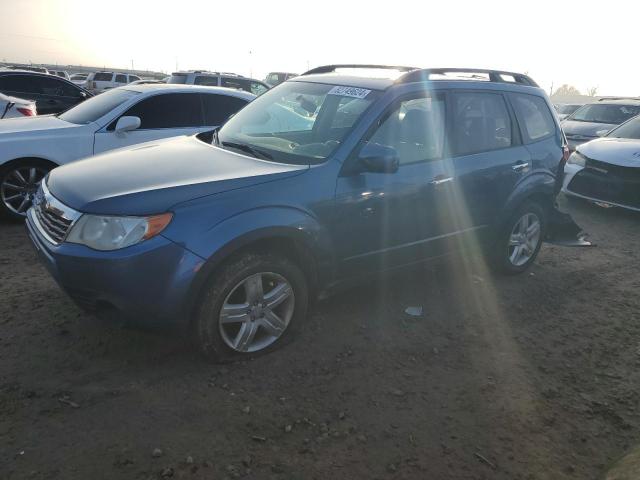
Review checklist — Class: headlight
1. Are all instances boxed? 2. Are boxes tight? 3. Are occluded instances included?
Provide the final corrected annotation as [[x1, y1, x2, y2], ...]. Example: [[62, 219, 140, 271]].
[[66, 213, 172, 251], [567, 152, 586, 167]]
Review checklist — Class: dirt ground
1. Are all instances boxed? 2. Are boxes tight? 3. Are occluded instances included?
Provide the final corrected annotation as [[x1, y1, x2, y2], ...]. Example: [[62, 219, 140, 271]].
[[1, 196, 640, 480]]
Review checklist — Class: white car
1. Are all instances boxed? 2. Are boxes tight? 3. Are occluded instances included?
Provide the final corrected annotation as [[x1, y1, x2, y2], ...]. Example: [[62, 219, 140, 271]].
[[0, 84, 254, 219], [85, 71, 141, 94], [563, 114, 640, 212], [0, 93, 37, 119], [70, 73, 88, 85]]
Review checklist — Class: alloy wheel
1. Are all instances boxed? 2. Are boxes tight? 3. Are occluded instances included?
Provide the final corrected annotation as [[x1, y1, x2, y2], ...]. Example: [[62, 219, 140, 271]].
[[219, 272, 295, 353], [507, 212, 541, 267], [1, 166, 48, 216]]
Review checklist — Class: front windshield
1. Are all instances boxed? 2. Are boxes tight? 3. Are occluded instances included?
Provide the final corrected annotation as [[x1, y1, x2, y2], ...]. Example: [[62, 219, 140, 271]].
[[217, 81, 380, 164], [570, 103, 640, 124], [607, 115, 640, 139], [58, 88, 140, 124]]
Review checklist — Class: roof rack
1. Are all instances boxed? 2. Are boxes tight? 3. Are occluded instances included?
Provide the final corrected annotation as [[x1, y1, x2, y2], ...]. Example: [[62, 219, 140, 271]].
[[301, 65, 539, 87], [302, 64, 418, 75], [397, 68, 538, 87]]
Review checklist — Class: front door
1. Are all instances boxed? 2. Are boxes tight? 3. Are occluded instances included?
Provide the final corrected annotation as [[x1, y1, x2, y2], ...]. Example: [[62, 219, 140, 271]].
[[333, 92, 459, 278]]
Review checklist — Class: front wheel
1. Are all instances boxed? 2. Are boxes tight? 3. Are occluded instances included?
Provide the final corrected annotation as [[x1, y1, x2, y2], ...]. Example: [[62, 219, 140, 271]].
[[490, 201, 546, 274], [194, 252, 308, 362], [0, 160, 51, 221]]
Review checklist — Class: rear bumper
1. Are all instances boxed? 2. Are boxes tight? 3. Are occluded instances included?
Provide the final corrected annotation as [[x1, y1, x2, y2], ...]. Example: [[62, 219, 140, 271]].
[[26, 212, 206, 329]]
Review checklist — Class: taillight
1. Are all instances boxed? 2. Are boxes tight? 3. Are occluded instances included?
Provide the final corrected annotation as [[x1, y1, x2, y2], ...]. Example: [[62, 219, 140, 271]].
[[16, 107, 35, 117]]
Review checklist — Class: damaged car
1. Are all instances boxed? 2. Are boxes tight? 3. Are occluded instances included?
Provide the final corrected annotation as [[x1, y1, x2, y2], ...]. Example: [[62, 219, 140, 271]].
[[563, 114, 640, 211], [26, 65, 589, 361]]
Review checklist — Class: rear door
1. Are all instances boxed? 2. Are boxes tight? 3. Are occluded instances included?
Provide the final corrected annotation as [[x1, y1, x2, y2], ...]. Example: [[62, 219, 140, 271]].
[[447, 90, 530, 232], [93, 92, 205, 154]]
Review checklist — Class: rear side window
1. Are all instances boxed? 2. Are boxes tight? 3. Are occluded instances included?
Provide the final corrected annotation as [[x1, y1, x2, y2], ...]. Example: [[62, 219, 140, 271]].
[[0, 74, 39, 94], [451, 92, 512, 156], [123, 93, 203, 129], [511, 94, 555, 142], [201, 94, 248, 125], [115, 74, 127, 83], [194, 76, 219, 86], [94, 73, 113, 82]]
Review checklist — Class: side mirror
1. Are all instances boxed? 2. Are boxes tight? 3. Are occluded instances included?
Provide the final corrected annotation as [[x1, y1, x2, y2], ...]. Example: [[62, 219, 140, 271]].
[[115, 116, 141, 134], [358, 143, 399, 174]]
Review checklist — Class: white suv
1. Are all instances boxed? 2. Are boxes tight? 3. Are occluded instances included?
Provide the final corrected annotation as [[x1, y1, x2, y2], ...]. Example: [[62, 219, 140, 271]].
[[86, 71, 141, 94], [168, 71, 270, 96]]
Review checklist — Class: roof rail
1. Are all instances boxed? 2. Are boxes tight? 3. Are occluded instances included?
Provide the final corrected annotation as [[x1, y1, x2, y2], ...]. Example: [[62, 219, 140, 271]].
[[397, 68, 539, 87], [302, 64, 418, 75], [597, 96, 640, 102]]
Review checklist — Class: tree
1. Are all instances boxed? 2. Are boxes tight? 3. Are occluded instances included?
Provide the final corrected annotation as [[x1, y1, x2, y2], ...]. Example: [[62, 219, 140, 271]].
[[587, 86, 599, 97], [553, 84, 581, 97]]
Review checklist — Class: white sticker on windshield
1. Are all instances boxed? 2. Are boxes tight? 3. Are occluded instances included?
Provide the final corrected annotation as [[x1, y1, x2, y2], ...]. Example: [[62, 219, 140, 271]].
[[327, 86, 371, 99]]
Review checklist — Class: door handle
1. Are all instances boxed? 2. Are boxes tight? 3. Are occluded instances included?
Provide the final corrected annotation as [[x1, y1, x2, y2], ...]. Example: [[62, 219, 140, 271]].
[[429, 176, 453, 185], [512, 162, 529, 171]]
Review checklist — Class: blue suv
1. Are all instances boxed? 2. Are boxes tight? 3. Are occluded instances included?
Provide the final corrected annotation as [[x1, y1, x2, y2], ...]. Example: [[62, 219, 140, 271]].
[[26, 65, 587, 361]]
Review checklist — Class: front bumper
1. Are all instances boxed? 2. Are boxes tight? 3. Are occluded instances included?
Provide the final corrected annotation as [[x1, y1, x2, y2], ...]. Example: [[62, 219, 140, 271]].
[[26, 211, 206, 329], [562, 162, 640, 212]]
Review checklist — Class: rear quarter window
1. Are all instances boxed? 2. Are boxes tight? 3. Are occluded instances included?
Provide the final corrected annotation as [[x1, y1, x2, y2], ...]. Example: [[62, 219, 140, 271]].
[[510, 93, 556, 142]]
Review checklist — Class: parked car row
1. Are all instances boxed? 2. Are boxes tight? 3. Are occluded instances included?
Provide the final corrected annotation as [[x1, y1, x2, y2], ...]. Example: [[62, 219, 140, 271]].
[[10, 65, 589, 361]]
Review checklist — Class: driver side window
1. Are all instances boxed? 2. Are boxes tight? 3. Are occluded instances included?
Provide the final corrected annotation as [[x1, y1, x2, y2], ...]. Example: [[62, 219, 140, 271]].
[[368, 94, 446, 165]]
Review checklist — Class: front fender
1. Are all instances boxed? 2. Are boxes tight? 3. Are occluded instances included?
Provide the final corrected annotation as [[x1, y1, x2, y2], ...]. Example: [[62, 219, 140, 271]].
[[172, 206, 335, 323]]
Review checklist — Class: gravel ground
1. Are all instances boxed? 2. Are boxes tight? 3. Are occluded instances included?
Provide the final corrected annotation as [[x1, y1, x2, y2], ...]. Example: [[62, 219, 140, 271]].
[[1, 196, 639, 480]]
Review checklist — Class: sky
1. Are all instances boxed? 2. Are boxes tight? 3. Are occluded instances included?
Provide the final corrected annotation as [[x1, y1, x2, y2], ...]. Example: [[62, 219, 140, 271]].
[[1, 0, 638, 96]]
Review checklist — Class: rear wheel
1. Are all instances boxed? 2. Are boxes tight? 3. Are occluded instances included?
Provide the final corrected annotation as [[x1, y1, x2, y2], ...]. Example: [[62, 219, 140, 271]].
[[0, 160, 51, 221], [194, 252, 308, 362], [490, 201, 546, 274]]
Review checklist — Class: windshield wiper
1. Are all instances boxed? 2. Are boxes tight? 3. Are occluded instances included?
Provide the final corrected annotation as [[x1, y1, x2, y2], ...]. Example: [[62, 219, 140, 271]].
[[221, 141, 273, 160]]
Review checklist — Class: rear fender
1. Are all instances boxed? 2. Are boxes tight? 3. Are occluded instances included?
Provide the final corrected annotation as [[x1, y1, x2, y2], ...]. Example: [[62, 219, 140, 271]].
[[499, 172, 593, 247]]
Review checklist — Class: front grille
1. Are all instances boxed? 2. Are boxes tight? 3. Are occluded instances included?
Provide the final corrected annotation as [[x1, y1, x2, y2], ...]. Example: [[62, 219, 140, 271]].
[[568, 159, 640, 209], [33, 201, 73, 243], [29, 180, 81, 245]]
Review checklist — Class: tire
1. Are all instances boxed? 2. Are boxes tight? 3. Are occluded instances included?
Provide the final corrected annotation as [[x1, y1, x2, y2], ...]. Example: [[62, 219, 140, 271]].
[[0, 159, 52, 222], [489, 201, 546, 275], [194, 252, 308, 362]]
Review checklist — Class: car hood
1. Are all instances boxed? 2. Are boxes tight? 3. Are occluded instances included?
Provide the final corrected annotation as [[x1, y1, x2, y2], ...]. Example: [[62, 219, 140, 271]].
[[561, 120, 617, 138], [0, 114, 77, 134], [47, 135, 309, 215], [578, 137, 640, 167]]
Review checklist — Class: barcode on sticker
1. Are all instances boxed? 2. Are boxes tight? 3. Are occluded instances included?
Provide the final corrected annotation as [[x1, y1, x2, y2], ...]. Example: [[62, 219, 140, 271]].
[[327, 86, 371, 99]]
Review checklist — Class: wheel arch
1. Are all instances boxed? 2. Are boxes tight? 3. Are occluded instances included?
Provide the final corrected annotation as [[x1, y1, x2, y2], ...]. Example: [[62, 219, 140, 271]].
[[0, 156, 60, 173], [181, 224, 333, 328]]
